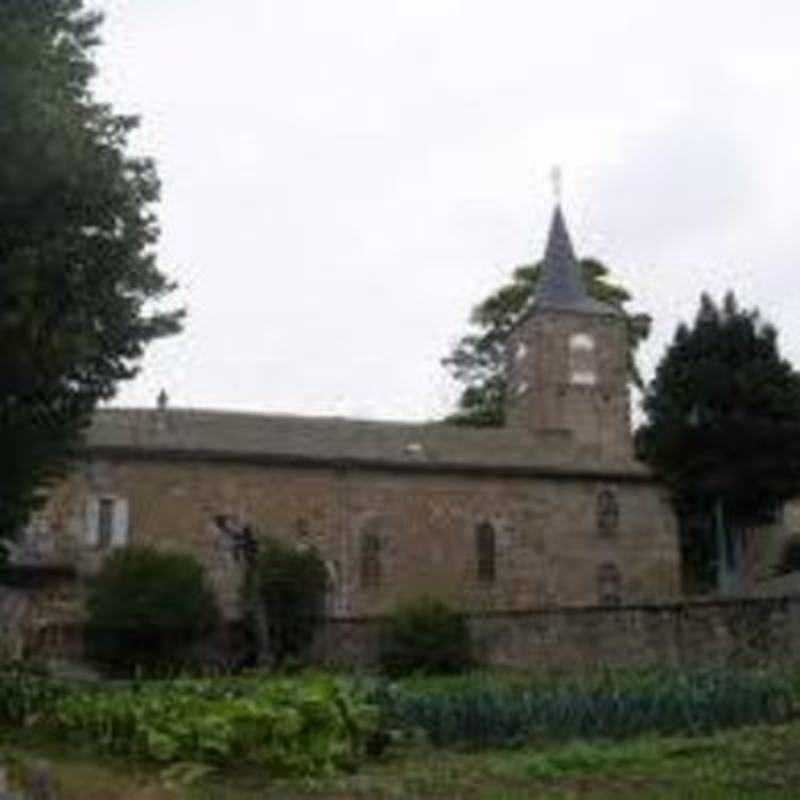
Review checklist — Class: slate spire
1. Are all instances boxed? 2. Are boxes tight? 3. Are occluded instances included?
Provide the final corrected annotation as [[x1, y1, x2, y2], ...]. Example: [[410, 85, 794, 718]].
[[533, 205, 620, 317]]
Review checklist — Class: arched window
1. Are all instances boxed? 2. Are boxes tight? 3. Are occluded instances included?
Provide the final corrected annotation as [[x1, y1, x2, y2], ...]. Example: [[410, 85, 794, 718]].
[[360, 533, 382, 588], [597, 562, 621, 605], [597, 490, 620, 537], [569, 333, 597, 386], [476, 522, 496, 582], [778, 537, 800, 574]]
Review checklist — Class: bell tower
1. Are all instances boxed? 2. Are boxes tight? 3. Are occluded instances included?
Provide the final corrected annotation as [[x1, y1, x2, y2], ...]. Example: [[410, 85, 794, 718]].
[[505, 205, 632, 460]]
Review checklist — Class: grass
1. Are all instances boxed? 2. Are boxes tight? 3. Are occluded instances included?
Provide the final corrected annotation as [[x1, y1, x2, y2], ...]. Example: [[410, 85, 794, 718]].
[[5, 718, 800, 798]]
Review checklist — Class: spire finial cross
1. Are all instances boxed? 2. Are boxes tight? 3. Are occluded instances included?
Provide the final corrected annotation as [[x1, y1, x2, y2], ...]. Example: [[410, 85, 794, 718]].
[[550, 164, 562, 204]]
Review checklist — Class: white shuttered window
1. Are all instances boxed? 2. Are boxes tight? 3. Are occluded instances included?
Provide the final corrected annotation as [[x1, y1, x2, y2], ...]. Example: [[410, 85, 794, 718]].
[[86, 496, 130, 549], [111, 498, 129, 547]]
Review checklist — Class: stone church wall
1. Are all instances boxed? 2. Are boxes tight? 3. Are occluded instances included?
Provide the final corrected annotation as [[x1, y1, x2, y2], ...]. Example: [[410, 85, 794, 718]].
[[34, 454, 679, 628]]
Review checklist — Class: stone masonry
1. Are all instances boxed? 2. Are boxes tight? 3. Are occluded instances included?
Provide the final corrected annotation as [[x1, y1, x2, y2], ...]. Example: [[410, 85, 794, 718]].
[[14, 204, 684, 662]]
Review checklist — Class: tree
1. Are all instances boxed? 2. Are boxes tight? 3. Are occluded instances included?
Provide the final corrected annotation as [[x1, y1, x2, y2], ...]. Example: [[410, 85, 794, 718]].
[[245, 536, 328, 667], [0, 1, 183, 543], [85, 547, 220, 675], [637, 292, 800, 592], [442, 259, 650, 426]]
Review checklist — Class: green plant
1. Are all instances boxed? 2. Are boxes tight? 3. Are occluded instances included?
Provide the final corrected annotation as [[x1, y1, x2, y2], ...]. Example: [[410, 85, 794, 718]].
[[379, 597, 473, 678], [245, 537, 328, 667], [8, 674, 379, 778], [85, 546, 220, 676], [373, 667, 794, 747]]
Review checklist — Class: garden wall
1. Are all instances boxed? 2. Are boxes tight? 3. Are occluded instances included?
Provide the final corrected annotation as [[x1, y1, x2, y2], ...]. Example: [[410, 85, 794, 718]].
[[311, 594, 800, 670], [27, 594, 800, 671]]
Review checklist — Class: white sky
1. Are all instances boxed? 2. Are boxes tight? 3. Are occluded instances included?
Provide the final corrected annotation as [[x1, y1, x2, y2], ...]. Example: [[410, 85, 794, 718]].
[[92, 0, 800, 423]]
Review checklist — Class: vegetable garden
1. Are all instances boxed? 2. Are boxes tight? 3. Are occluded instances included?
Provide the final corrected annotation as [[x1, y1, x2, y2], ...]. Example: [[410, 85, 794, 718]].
[[0, 664, 795, 787]]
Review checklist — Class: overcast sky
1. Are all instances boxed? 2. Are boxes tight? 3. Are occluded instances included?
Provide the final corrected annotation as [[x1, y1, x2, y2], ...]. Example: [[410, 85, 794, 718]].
[[92, 0, 800, 423]]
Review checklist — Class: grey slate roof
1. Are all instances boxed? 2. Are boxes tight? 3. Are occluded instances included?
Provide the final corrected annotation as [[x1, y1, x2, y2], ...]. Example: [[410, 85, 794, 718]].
[[84, 407, 650, 479], [533, 205, 621, 317]]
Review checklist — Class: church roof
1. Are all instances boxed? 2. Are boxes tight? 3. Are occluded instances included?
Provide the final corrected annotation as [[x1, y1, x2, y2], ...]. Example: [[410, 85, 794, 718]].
[[84, 408, 650, 480], [532, 205, 621, 317]]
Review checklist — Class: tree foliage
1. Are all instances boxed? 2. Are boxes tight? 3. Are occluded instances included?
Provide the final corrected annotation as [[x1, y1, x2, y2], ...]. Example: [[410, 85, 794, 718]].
[[0, 1, 183, 540], [638, 292, 800, 522], [442, 259, 650, 426], [85, 546, 220, 675], [245, 536, 328, 667]]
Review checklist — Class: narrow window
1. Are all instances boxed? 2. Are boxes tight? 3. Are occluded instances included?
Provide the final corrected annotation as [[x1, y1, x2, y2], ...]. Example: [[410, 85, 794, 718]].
[[360, 533, 381, 588], [98, 498, 114, 549], [778, 537, 800, 574], [569, 333, 597, 386], [476, 522, 496, 582], [597, 490, 619, 537], [597, 562, 621, 605]]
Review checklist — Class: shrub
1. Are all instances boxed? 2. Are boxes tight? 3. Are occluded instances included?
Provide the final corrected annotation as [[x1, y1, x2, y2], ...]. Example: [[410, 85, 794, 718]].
[[245, 537, 328, 666], [85, 546, 220, 676], [379, 597, 472, 677]]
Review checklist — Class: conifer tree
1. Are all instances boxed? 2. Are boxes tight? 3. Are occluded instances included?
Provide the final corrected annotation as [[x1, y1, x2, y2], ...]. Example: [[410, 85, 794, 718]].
[[638, 292, 800, 590]]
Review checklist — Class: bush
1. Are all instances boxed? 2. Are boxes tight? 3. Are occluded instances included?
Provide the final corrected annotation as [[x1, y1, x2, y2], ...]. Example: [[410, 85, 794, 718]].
[[246, 537, 328, 666], [85, 546, 220, 676], [379, 597, 472, 677]]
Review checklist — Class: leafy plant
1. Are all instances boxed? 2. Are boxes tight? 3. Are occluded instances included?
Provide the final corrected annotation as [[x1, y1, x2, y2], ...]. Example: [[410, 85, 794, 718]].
[[43, 675, 377, 777]]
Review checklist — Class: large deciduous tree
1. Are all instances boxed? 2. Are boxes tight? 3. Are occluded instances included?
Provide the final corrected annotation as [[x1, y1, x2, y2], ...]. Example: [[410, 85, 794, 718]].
[[637, 292, 800, 592], [0, 1, 183, 541], [442, 259, 650, 426]]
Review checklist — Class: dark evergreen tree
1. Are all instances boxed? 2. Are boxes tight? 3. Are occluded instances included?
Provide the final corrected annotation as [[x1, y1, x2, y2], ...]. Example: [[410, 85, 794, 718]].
[[638, 292, 800, 591], [0, 1, 183, 543], [442, 258, 650, 426]]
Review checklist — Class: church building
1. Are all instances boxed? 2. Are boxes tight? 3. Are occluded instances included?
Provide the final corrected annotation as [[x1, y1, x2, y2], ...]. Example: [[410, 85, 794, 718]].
[[12, 205, 681, 637]]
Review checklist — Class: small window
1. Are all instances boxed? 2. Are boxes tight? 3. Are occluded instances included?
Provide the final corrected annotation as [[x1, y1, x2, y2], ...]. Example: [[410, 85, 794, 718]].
[[569, 333, 597, 385], [86, 496, 129, 549], [597, 490, 619, 537], [777, 537, 800, 575], [476, 522, 496, 582], [570, 333, 595, 351], [98, 498, 114, 549], [597, 562, 621, 605], [361, 533, 381, 588]]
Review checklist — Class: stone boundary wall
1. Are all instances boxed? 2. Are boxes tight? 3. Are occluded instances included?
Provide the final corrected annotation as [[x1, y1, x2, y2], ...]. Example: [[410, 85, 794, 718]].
[[311, 595, 800, 670], [29, 594, 800, 671]]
